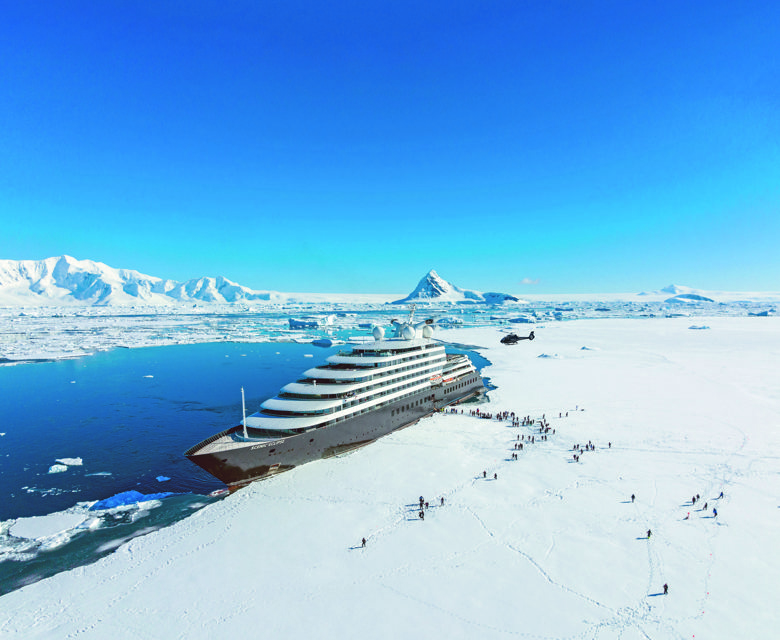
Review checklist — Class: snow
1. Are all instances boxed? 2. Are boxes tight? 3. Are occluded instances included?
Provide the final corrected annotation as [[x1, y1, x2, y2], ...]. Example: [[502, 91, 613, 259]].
[[1, 316, 778, 638]]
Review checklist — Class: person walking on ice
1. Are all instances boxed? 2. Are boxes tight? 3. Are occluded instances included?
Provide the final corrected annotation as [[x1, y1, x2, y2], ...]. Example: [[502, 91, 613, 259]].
[[663, 583, 668, 595], [631, 494, 635, 503], [362, 537, 366, 548], [647, 529, 652, 539]]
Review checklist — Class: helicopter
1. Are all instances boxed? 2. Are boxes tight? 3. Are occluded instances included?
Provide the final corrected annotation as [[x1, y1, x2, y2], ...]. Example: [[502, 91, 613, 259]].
[[500, 331, 535, 345]]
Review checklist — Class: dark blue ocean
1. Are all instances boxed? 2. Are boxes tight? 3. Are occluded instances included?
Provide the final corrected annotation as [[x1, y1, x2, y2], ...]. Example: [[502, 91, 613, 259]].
[[0, 341, 344, 520], [0, 340, 489, 593]]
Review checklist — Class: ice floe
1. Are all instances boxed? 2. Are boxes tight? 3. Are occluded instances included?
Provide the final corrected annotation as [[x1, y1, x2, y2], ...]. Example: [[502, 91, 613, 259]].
[[9, 512, 89, 540], [47, 464, 68, 474], [55, 457, 83, 466]]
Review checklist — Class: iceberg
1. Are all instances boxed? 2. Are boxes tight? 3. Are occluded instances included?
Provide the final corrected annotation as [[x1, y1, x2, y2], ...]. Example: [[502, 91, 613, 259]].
[[89, 490, 174, 511]]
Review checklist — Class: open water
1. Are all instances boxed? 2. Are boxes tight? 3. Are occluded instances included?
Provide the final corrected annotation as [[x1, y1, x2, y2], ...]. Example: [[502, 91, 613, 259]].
[[0, 341, 343, 520]]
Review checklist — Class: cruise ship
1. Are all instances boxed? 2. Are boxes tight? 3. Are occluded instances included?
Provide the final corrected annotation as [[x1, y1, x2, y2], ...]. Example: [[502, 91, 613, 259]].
[[185, 311, 485, 486]]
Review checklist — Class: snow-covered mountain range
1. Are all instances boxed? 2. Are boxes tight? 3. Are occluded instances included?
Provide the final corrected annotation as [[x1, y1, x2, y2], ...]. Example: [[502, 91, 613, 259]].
[[3, 258, 774, 308], [0, 260, 524, 307], [393, 270, 521, 305], [0, 256, 281, 306]]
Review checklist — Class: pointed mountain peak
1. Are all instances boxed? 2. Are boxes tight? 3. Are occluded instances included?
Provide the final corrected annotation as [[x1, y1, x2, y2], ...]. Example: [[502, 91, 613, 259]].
[[393, 270, 520, 305]]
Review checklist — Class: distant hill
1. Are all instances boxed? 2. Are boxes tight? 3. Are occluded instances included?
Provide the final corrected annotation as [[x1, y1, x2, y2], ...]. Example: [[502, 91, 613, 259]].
[[665, 293, 715, 304], [0, 256, 282, 306], [392, 270, 521, 305]]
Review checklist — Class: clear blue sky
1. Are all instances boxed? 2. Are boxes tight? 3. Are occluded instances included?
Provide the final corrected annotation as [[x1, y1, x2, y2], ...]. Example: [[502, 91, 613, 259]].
[[2, 1, 778, 293]]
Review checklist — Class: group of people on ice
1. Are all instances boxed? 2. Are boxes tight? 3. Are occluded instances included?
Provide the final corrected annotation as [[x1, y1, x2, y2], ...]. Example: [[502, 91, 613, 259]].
[[629, 488, 726, 597]]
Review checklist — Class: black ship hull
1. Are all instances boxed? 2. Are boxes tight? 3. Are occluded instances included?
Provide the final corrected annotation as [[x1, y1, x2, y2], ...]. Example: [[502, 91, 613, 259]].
[[185, 373, 485, 486]]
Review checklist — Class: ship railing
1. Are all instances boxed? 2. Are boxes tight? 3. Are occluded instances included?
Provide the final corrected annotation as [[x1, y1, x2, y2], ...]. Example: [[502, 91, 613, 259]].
[[184, 426, 238, 455]]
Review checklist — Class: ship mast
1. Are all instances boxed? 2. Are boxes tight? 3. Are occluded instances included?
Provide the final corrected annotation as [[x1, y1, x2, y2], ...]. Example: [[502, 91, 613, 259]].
[[241, 387, 247, 439]]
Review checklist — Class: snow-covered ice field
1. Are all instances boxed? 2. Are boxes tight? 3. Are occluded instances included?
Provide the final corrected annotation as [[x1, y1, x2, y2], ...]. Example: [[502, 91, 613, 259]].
[[1, 317, 778, 639]]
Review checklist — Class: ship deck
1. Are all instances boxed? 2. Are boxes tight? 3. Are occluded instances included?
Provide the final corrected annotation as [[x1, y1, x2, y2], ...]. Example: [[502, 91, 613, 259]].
[[185, 426, 285, 456]]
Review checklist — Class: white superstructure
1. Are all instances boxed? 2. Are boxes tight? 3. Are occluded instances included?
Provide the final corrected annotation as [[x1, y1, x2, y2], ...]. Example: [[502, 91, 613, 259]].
[[243, 315, 475, 435]]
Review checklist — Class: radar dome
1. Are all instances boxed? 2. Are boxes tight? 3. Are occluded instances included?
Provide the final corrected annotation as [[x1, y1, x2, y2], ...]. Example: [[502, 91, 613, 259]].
[[372, 326, 385, 340], [422, 325, 433, 338], [402, 326, 416, 340]]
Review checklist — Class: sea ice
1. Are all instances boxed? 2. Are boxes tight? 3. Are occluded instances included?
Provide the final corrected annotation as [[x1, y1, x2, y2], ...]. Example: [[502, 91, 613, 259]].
[[155, 476, 171, 482], [55, 458, 83, 466], [47, 464, 68, 474], [9, 513, 88, 540], [1, 317, 779, 640]]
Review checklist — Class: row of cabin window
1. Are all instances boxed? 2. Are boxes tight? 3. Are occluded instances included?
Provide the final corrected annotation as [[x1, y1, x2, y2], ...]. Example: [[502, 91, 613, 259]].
[[289, 361, 445, 400], [328, 346, 444, 371], [310, 353, 446, 385], [303, 384, 433, 429], [391, 395, 435, 416]]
